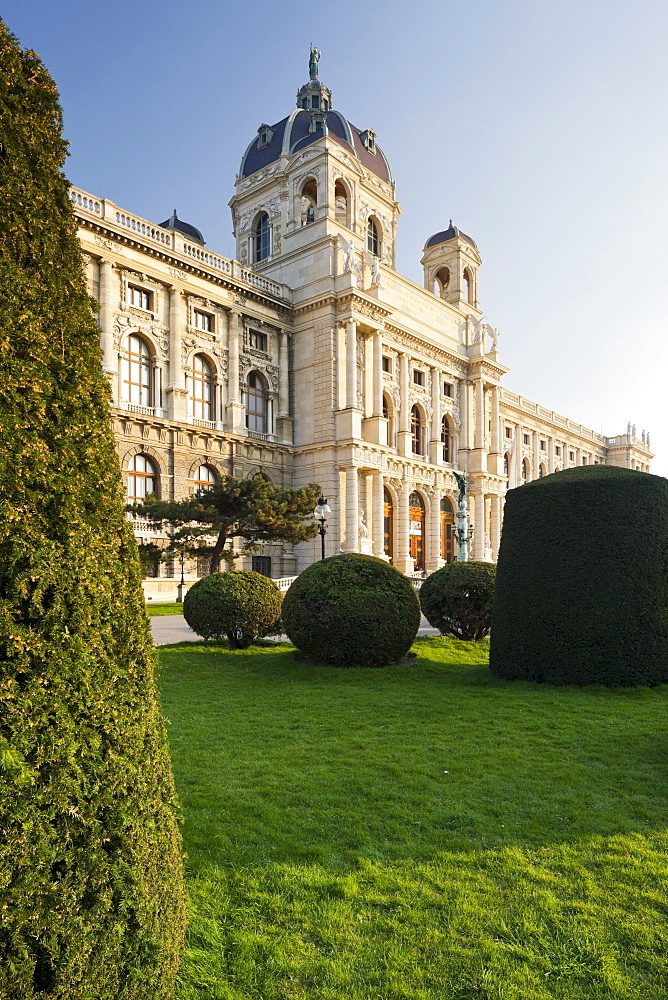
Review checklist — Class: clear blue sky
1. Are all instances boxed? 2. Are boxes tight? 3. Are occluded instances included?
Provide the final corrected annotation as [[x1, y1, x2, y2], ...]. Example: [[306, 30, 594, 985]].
[[6, 1, 667, 474]]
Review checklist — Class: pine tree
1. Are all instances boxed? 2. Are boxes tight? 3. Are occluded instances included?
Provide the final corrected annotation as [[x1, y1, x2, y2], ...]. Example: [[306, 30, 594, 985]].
[[0, 21, 185, 998]]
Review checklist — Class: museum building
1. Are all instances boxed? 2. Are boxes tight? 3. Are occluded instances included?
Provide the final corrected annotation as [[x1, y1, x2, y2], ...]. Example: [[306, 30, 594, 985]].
[[71, 55, 652, 597]]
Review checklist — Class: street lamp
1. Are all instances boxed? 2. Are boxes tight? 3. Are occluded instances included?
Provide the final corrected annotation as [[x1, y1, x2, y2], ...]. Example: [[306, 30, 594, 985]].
[[314, 496, 332, 561]]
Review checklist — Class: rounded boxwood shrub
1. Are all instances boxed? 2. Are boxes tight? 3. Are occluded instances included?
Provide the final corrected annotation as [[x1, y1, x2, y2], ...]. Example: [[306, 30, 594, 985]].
[[420, 561, 496, 640], [490, 465, 668, 686], [183, 570, 282, 649], [0, 22, 185, 998], [282, 553, 421, 667]]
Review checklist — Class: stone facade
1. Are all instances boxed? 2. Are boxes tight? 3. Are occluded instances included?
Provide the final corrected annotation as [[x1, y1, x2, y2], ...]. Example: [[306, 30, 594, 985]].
[[70, 63, 652, 595]]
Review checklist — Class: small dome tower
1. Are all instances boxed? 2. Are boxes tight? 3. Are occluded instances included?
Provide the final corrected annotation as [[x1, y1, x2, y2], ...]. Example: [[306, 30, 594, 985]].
[[421, 222, 481, 309]]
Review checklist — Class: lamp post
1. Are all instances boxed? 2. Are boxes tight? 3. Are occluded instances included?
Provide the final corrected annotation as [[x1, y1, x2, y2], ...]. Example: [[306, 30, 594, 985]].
[[314, 496, 332, 560]]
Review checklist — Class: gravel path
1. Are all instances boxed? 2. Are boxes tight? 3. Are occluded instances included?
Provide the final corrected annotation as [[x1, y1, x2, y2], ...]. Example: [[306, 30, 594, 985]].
[[151, 615, 439, 647]]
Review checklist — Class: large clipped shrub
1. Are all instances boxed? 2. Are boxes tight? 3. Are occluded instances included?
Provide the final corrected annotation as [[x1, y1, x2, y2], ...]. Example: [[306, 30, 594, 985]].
[[282, 553, 421, 667], [183, 571, 283, 648], [420, 561, 496, 640], [490, 465, 668, 686], [0, 23, 185, 998]]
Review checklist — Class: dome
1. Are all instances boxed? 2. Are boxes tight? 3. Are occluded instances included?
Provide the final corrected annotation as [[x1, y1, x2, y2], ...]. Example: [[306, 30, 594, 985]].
[[159, 210, 205, 246], [239, 55, 392, 185], [424, 224, 477, 251], [240, 109, 392, 184]]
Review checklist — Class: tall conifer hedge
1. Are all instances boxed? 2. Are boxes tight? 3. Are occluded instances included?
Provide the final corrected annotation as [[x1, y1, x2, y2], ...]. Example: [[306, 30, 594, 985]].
[[0, 22, 185, 997], [490, 465, 668, 686]]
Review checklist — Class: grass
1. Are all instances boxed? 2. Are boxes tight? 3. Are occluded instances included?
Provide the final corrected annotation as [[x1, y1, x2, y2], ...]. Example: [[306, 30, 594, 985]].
[[146, 602, 183, 616], [157, 637, 668, 999]]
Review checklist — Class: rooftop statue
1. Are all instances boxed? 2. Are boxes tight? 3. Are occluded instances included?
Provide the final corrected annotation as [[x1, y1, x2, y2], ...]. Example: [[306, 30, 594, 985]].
[[309, 45, 321, 80]]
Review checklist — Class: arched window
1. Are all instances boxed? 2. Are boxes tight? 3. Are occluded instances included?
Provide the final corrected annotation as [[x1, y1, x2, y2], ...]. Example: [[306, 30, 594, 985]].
[[367, 216, 380, 256], [127, 453, 157, 502], [522, 458, 529, 484], [245, 371, 268, 433], [383, 487, 393, 562], [463, 267, 473, 305], [409, 491, 425, 571], [440, 496, 454, 563], [434, 266, 450, 298], [254, 212, 270, 262], [441, 415, 451, 462], [539, 462, 546, 478], [192, 464, 216, 492], [411, 405, 424, 455], [190, 354, 214, 421], [124, 334, 153, 406], [334, 180, 349, 227], [300, 179, 317, 226]]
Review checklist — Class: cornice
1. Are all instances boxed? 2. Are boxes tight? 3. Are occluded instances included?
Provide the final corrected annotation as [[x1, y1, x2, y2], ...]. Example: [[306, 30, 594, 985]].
[[77, 215, 292, 317]]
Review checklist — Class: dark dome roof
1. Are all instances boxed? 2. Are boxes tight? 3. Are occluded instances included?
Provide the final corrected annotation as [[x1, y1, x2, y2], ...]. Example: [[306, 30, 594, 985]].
[[424, 225, 477, 251], [240, 108, 392, 184], [159, 210, 205, 246]]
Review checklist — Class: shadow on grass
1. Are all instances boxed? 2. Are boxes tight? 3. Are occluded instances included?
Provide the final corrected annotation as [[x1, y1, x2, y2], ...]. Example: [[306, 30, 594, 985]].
[[158, 638, 668, 874]]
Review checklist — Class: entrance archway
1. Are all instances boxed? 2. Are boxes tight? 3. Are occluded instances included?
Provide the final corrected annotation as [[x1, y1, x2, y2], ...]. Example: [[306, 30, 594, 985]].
[[383, 487, 393, 562], [440, 496, 454, 563], [409, 491, 425, 571]]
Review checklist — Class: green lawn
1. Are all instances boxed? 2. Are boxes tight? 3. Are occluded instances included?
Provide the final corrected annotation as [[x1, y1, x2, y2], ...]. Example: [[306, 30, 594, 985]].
[[146, 602, 183, 616], [157, 638, 668, 999]]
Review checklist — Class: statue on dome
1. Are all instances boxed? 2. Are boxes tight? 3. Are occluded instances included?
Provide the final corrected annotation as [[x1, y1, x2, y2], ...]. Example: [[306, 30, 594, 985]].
[[309, 45, 321, 80]]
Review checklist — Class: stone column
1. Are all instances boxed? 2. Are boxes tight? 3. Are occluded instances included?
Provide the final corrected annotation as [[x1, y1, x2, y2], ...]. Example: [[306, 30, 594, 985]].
[[167, 287, 186, 420], [473, 492, 485, 560], [343, 466, 359, 553], [515, 426, 522, 484], [394, 480, 413, 575], [491, 494, 502, 561], [548, 437, 555, 473], [430, 367, 441, 464], [278, 330, 289, 417], [533, 431, 540, 481], [226, 310, 245, 434], [373, 329, 384, 417], [372, 472, 385, 558], [398, 353, 411, 456], [427, 486, 443, 572], [276, 329, 293, 445], [98, 259, 116, 377], [490, 385, 500, 454], [336, 324, 346, 409], [346, 320, 357, 409], [474, 379, 485, 450], [460, 381, 471, 453]]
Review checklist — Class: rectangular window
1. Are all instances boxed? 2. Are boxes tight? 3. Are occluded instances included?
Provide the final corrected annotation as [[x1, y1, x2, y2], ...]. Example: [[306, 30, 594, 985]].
[[194, 310, 213, 333], [251, 556, 272, 577], [582, 456, 587, 465], [249, 330, 268, 352], [569, 451, 575, 462], [555, 445, 562, 456], [505, 427, 512, 439], [128, 285, 152, 311], [443, 382, 452, 397], [382, 356, 392, 373], [540, 439, 546, 451], [413, 369, 425, 386], [523, 434, 530, 446]]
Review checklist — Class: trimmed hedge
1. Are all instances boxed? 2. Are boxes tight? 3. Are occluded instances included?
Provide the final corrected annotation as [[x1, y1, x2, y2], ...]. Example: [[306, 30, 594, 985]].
[[420, 561, 496, 640], [282, 553, 421, 667], [0, 22, 185, 998], [490, 465, 668, 686], [183, 571, 282, 648]]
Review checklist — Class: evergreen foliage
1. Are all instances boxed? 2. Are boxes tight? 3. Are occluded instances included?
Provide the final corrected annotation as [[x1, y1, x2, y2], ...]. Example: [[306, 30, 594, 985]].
[[420, 561, 496, 640], [0, 22, 185, 998], [490, 465, 668, 686], [282, 553, 421, 667], [137, 476, 321, 573], [183, 571, 283, 648]]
